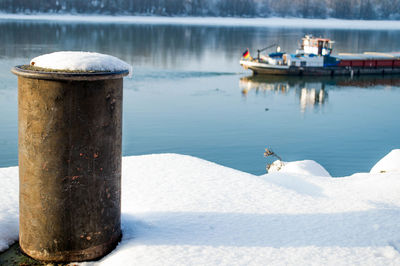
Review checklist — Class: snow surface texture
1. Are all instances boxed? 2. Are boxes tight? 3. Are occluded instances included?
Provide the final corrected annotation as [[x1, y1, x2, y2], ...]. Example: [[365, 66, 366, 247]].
[[30, 51, 132, 74], [0, 166, 18, 252], [268, 159, 331, 177], [2, 14, 400, 30], [1, 151, 400, 265], [370, 149, 400, 174]]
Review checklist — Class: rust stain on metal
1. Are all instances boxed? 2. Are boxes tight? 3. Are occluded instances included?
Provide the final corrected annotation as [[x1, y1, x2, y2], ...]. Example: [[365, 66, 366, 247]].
[[71, 175, 80, 181]]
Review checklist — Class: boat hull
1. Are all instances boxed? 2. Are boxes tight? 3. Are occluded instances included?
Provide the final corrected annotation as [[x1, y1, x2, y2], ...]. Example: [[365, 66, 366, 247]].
[[240, 60, 400, 76]]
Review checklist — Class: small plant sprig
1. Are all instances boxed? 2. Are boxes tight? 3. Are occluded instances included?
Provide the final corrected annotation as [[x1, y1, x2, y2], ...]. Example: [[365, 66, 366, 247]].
[[264, 148, 282, 161], [264, 147, 283, 172]]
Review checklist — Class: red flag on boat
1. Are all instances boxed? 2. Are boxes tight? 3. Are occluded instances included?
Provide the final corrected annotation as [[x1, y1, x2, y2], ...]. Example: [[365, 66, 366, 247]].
[[242, 49, 250, 59]]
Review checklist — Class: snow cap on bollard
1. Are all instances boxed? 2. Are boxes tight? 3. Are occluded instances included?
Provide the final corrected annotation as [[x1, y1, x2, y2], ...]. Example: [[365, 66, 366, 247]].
[[12, 52, 130, 262], [13, 51, 132, 80], [30, 51, 132, 75]]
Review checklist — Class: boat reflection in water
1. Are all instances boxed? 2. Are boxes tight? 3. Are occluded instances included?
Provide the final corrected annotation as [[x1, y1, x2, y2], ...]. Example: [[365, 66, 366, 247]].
[[239, 75, 400, 112], [240, 75, 328, 112]]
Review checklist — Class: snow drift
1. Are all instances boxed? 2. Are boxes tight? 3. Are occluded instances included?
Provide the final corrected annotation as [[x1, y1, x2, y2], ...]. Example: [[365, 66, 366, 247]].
[[370, 149, 400, 174], [0, 150, 400, 265], [268, 159, 331, 177]]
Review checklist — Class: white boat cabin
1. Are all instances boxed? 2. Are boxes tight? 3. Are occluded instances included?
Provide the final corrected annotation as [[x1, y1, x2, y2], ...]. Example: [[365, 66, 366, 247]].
[[299, 35, 334, 56], [283, 54, 324, 67]]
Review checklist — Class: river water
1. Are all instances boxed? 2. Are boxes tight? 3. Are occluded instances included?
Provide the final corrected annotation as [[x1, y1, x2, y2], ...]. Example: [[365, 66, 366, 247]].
[[0, 19, 399, 176]]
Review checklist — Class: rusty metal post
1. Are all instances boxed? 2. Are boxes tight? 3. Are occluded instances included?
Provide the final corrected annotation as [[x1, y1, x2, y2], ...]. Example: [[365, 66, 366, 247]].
[[11, 66, 128, 262]]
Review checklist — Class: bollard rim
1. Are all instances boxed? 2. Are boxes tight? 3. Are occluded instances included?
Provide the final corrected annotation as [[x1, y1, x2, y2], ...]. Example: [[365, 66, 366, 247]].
[[11, 65, 129, 81]]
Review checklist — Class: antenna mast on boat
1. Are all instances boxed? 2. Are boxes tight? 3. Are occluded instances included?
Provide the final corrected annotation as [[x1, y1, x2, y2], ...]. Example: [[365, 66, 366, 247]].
[[257, 44, 277, 59]]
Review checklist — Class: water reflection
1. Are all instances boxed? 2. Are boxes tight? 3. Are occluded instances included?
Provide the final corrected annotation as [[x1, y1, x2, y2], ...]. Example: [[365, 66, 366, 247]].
[[299, 86, 327, 112], [240, 75, 400, 112], [2, 19, 400, 70], [1, 19, 400, 176]]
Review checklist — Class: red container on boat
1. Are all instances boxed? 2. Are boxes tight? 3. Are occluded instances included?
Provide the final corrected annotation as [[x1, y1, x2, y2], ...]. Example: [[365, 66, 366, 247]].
[[364, 60, 376, 68], [337, 60, 351, 67], [376, 60, 394, 67], [393, 60, 400, 67], [352, 60, 365, 67]]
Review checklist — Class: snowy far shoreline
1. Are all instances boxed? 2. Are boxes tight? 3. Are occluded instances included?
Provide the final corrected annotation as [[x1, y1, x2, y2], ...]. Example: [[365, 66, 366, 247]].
[[1, 13, 400, 30]]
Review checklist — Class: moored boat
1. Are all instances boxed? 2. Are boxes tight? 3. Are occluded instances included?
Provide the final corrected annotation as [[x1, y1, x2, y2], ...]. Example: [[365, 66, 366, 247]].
[[240, 35, 400, 76]]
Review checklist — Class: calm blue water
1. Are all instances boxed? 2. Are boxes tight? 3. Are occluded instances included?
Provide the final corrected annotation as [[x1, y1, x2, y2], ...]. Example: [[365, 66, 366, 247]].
[[0, 19, 399, 176]]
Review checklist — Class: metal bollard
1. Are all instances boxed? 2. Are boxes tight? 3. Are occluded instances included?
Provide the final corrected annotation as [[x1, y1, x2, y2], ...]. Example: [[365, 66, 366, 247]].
[[12, 66, 128, 262]]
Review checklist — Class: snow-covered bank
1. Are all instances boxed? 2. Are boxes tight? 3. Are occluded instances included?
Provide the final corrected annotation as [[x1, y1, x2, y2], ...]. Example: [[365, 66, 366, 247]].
[[371, 149, 400, 174], [2, 14, 400, 30], [1, 150, 400, 265], [0, 166, 18, 252]]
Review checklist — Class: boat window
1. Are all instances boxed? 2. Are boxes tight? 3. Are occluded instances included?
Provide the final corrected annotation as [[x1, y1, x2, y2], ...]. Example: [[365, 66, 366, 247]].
[[301, 61, 307, 67]]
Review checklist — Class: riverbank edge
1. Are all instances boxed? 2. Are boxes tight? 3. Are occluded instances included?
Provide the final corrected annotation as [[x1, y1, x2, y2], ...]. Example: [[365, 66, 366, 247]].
[[1, 14, 400, 30]]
